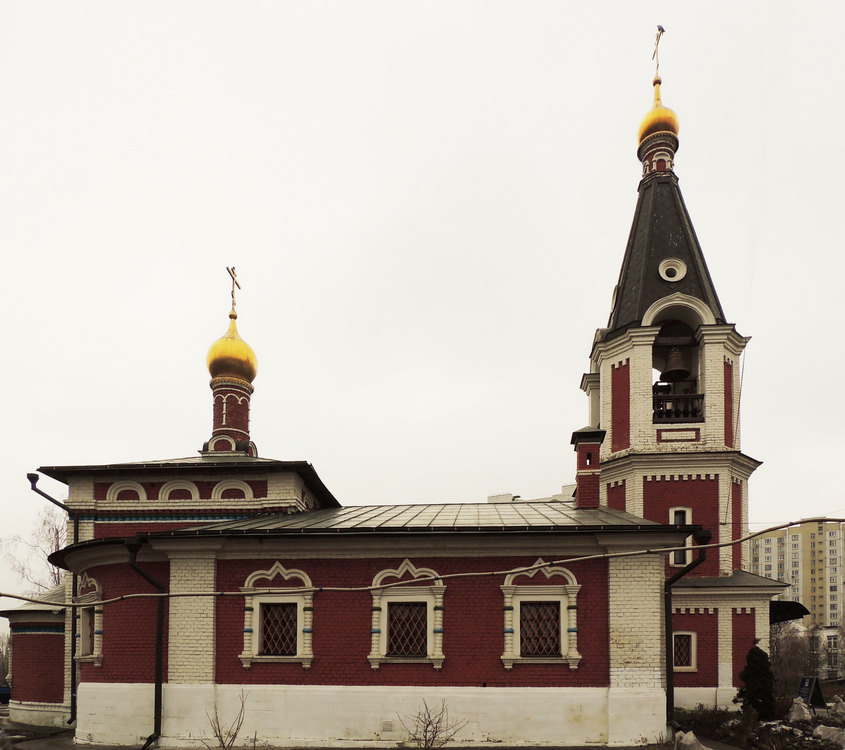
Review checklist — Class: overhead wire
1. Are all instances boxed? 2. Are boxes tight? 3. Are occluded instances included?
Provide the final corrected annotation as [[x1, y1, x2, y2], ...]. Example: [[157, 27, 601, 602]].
[[2, 516, 839, 611]]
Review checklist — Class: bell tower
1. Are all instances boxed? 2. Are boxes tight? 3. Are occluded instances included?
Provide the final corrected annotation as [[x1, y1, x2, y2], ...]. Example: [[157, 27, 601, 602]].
[[581, 71, 759, 577]]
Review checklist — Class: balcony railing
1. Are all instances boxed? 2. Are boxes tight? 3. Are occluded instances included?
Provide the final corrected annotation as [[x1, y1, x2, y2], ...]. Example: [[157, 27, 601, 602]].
[[653, 393, 704, 423]]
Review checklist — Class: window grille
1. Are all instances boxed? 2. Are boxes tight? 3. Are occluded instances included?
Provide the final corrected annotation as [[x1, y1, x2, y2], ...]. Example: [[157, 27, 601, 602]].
[[387, 602, 427, 656], [261, 602, 297, 656], [674, 633, 693, 668], [520, 601, 561, 657]]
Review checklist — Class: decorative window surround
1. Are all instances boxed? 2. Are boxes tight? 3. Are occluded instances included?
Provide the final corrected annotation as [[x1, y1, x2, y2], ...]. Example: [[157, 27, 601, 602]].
[[673, 631, 697, 671], [210, 480, 254, 501], [368, 559, 445, 670], [105, 480, 146, 503], [501, 559, 581, 670], [76, 573, 103, 666], [239, 562, 314, 669], [159, 480, 200, 502]]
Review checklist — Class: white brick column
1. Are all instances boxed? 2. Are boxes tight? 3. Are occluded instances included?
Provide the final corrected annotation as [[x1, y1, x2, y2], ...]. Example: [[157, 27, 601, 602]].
[[608, 554, 665, 688], [167, 545, 221, 684], [718, 473, 733, 575], [717, 605, 733, 690], [607, 553, 667, 745], [627, 328, 660, 451]]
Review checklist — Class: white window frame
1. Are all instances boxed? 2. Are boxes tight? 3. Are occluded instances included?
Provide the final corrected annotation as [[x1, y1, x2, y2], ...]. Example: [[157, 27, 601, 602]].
[[75, 573, 103, 666], [673, 631, 697, 672], [368, 559, 445, 670], [239, 562, 313, 669], [500, 558, 581, 670], [669, 507, 693, 566]]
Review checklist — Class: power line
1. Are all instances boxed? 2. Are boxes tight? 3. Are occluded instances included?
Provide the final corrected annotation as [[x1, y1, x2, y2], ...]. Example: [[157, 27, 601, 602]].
[[4, 516, 841, 611]]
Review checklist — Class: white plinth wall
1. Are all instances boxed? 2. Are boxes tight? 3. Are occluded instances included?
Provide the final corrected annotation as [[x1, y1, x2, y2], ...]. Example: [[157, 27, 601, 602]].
[[75, 683, 667, 747]]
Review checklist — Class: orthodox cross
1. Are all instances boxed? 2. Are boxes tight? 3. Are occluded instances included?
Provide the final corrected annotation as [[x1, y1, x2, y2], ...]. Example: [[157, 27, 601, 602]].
[[652, 25, 665, 79], [227, 266, 240, 312]]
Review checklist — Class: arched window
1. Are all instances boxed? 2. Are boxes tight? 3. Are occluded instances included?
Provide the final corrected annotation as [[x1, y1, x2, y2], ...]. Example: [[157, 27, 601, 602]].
[[239, 562, 314, 669], [76, 573, 103, 666], [500, 559, 581, 670], [368, 559, 445, 670], [651, 320, 703, 423]]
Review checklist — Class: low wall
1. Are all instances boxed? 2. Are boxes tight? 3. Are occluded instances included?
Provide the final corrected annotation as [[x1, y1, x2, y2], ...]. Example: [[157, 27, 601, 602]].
[[8, 699, 71, 728], [76, 683, 667, 747]]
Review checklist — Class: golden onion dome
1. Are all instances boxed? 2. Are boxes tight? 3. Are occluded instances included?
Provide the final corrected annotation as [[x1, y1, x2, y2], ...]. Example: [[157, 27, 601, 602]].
[[638, 77, 679, 144], [206, 310, 257, 383]]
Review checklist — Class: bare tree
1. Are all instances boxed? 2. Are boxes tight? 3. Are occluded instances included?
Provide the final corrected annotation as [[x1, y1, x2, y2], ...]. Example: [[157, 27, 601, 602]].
[[201, 691, 246, 750], [808, 624, 826, 679], [4, 506, 67, 593], [399, 700, 468, 749], [769, 622, 809, 698], [0, 632, 9, 686]]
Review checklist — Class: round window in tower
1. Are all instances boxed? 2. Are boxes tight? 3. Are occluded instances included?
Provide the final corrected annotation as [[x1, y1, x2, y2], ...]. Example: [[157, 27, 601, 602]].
[[658, 258, 687, 283]]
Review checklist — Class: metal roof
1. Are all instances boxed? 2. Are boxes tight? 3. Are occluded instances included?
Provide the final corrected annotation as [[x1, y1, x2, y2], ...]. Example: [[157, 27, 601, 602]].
[[673, 569, 787, 589], [0, 583, 65, 617], [164, 502, 667, 536]]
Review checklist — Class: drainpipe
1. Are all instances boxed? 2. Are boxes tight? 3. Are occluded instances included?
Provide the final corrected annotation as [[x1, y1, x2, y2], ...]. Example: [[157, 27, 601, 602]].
[[27, 473, 79, 725], [126, 541, 165, 750], [665, 528, 712, 728]]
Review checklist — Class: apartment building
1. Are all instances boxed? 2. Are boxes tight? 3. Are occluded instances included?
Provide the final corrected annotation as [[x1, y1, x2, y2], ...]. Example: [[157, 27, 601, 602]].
[[750, 519, 843, 628]]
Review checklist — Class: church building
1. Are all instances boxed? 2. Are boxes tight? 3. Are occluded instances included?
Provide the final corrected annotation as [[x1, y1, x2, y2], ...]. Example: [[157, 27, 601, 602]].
[[2, 68, 783, 747]]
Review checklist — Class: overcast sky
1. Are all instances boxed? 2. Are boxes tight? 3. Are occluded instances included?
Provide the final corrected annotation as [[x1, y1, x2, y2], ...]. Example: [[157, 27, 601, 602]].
[[2, 2, 844, 616]]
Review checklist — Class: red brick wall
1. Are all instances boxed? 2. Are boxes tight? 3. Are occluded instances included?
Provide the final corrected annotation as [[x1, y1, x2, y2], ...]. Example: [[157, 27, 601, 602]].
[[732, 482, 743, 570], [576, 474, 600, 509], [575, 443, 600, 508], [732, 610, 757, 686], [9, 625, 65, 703], [607, 482, 626, 511], [79, 562, 169, 684], [643, 475, 720, 577], [611, 361, 630, 452], [216, 555, 610, 688], [724, 360, 734, 448], [212, 384, 251, 437], [672, 610, 717, 688]]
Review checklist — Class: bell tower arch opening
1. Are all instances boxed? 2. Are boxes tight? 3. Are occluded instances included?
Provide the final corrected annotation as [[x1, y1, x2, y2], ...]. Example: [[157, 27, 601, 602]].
[[650, 316, 703, 425]]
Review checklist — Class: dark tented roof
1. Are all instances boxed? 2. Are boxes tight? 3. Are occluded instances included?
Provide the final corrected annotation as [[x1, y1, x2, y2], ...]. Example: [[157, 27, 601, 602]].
[[604, 171, 725, 339]]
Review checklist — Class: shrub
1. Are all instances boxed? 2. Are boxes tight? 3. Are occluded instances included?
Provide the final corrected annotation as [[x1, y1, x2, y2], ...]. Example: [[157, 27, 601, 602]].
[[735, 642, 777, 721]]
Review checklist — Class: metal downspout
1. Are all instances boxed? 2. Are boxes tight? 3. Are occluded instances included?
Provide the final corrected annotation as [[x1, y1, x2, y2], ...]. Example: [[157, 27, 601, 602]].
[[665, 529, 712, 727], [26, 474, 78, 725], [126, 541, 165, 750]]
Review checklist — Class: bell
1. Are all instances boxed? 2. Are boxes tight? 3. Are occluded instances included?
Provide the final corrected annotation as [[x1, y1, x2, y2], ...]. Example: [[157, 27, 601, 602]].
[[660, 346, 690, 382]]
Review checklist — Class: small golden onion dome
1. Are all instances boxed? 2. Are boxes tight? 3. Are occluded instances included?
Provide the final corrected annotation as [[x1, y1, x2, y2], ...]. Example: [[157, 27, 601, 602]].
[[206, 310, 258, 383], [637, 77, 679, 144]]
